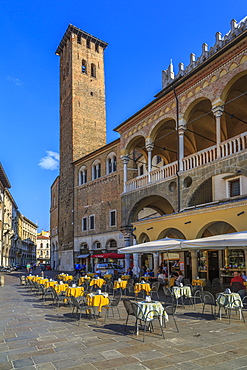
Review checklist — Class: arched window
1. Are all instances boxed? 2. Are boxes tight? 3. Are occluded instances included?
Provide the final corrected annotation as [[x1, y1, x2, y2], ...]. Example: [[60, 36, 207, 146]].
[[92, 160, 101, 180], [82, 60, 87, 74], [107, 239, 117, 249], [91, 63, 96, 78], [79, 166, 87, 185], [106, 152, 117, 174]]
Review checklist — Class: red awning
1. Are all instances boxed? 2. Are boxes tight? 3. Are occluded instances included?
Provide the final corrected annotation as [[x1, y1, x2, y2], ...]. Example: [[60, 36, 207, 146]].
[[91, 253, 126, 259]]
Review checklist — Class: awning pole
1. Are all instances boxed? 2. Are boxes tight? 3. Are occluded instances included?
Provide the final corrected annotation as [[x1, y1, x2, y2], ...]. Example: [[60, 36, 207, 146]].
[[167, 250, 170, 285]]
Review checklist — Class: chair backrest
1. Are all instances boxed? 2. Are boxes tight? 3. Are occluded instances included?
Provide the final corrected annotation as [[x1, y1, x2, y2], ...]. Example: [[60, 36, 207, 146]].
[[70, 295, 80, 309], [192, 285, 203, 295], [123, 299, 134, 315], [212, 278, 220, 286], [165, 297, 178, 315], [163, 286, 172, 297], [130, 302, 142, 320], [202, 291, 215, 305], [151, 282, 160, 291], [232, 281, 245, 293], [183, 278, 190, 286], [113, 289, 122, 300], [129, 278, 134, 285]]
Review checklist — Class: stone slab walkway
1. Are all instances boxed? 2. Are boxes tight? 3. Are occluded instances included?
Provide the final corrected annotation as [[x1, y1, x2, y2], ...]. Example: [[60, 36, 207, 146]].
[[0, 272, 247, 369]]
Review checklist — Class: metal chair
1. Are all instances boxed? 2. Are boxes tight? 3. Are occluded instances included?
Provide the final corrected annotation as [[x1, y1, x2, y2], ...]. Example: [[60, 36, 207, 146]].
[[130, 301, 165, 342], [123, 299, 136, 331], [50, 287, 67, 307], [201, 291, 217, 318], [150, 282, 160, 300], [103, 289, 122, 323], [163, 297, 179, 332], [70, 295, 93, 325]]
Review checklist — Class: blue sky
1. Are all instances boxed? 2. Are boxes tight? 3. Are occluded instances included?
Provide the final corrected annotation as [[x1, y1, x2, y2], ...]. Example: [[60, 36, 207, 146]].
[[0, 0, 246, 232]]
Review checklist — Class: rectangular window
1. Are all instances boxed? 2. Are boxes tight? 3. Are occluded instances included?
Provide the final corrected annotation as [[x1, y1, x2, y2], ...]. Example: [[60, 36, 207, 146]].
[[229, 179, 240, 197], [77, 35, 81, 44], [95, 43, 99, 52], [110, 210, 116, 227], [82, 217, 87, 231], [89, 215, 95, 230], [86, 39, 90, 48]]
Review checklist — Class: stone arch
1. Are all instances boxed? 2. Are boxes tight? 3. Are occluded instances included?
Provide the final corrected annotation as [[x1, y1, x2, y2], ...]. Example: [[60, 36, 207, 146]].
[[138, 233, 150, 243], [106, 239, 117, 249], [78, 165, 87, 185], [128, 195, 174, 224], [220, 72, 247, 141], [125, 135, 146, 157], [183, 97, 215, 155], [221, 70, 247, 103], [149, 118, 177, 165], [197, 221, 237, 238], [157, 228, 186, 239], [106, 151, 117, 174]]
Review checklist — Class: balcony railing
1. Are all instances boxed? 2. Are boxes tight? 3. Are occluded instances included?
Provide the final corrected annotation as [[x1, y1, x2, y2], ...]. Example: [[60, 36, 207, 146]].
[[125, 131, 247, 193]]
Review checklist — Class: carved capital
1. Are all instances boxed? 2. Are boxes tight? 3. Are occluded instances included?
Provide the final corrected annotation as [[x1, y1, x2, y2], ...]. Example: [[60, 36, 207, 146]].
[[120, 155, 130, 165], [212, 105, 224, 118]]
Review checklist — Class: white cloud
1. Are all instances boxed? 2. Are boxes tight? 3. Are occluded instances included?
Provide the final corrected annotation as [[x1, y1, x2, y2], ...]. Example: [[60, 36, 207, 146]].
[[39, 151, 60, 170], [6, 75, 23, 86]]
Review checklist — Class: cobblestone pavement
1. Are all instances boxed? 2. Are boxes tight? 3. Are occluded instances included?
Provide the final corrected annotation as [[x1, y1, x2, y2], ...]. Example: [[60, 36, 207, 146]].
[[0, 272, 247, 370]]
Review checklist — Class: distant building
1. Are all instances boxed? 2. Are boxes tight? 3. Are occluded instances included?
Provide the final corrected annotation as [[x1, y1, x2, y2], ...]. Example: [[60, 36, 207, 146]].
[[36, 230, 50, 265], [0, 163, 37, 267]]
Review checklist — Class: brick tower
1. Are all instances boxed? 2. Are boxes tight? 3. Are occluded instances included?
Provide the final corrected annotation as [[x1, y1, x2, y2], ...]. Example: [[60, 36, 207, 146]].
[[56, 25, 107, 269]]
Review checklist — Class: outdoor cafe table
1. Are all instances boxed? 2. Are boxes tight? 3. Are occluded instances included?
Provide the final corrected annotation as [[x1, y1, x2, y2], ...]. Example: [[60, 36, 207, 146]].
[[66, 286, 84, 298], [27, 276, 41, 282], [134, 282, 151, 295], [136, 301, 168, 335], [114, 280, 128, 290], [37, 278, 49, 285], [86, 292, 109, 312], [57, 274, 73, 282], [44, 280, 58, 288], [172, 286, 192, 299], [165, 278, 175, 287], [54, 283, 69, 293], [192, 279, 206, 286], [104, 274, 112, 280], [89, 278, 105, 288], [121, 275, 130, 280], [216, 292, 243, 320], [78, 276, 91, 285]]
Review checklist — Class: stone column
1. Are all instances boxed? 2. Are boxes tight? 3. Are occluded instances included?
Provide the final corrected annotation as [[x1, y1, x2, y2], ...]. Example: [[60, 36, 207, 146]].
[[121, 155, 130, 193], [121, 228, 132, 271], [191, 250, 198, 280], [212, 102, 224, 158], [178, 119, 186, 172], [153, 253, 159, 277], [146, 140, 154, 183]]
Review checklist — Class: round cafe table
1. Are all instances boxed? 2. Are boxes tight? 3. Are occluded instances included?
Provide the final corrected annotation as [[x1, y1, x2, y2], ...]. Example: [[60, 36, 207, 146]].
[[134, 283, 151, 295], [54, 283, 69, 293], [44, 281, 58, 288], [78, 277, 91, 285], [89, 278, 105, 288], [66, 286, 84, 298], [86, 293, 109, 312], [114, 280, 127, 290]]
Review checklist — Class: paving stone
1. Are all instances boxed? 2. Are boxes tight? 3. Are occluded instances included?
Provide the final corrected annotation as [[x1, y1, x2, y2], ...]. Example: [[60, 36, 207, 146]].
[[115, 363, 150, 370], [12, 357, 34, 368], [92, 355, 139, 369], [141, 356, 177, 369], [133, 350, 165, 361], [36, 363, 56, 369], [0, 361, 13, 370], [101, 349, 124, 359]]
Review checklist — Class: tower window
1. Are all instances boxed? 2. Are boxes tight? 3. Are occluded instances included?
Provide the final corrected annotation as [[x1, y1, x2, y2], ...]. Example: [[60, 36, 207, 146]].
[[82, 217, 87, 231], [92, 162, 101, 180], [89, 215, 95, 230], [91, 64, 96, 78], [110, 210, 116, 227], [86, 39, 90, 48], [82, 60, 87, 74], [77, 35, 81, 44], [95, 43, 99, 53]]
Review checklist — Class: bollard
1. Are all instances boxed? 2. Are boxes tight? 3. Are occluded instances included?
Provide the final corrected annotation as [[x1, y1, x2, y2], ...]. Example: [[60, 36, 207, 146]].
[[0, 276, 4, 286]]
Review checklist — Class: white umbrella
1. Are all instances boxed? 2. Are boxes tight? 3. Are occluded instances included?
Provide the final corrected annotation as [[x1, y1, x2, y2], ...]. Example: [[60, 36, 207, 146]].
[[119, 238, 184, 280], [119, 238, 183, 254], [181, 231, 247, 250]]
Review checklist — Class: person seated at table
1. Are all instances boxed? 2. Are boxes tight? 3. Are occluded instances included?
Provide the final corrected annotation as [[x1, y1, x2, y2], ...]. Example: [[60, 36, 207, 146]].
[[113, 269, 119, 281], [127, 267, 133, 277], [145, 269, 154, 277], [230, 271, 246, 298], [175, 270, 184, 286], [95, 268, 102, 278], [157, 269, 166, 284]]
